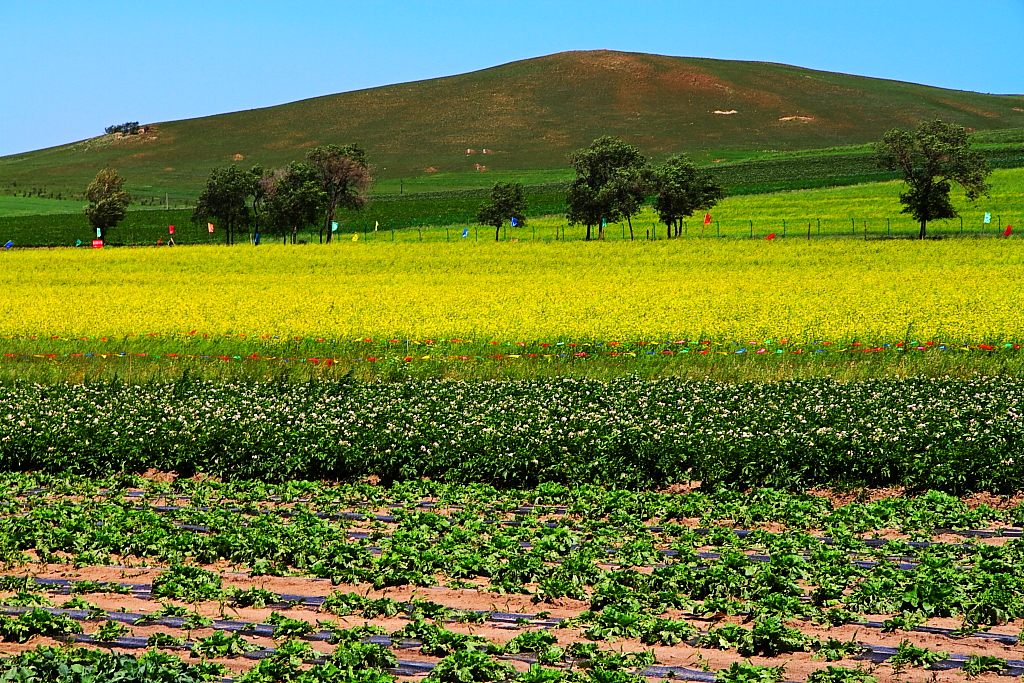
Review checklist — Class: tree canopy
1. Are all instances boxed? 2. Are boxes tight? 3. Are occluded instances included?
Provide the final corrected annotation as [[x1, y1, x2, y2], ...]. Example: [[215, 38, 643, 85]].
[[476, 182, 527, 241], [84, 168, 130, 242], [652, 155, 724, 239], [192, 165, 257, 245], [263, 162, 326, 244], [566, 136, 647, 240], [307, 144, 372, 243], [875, 120, 990, 239]]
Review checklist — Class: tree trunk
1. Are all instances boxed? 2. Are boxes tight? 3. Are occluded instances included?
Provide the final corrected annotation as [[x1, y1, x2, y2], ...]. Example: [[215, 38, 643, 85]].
[[586, 225, 591, 241], [919, 220, 927, 240]]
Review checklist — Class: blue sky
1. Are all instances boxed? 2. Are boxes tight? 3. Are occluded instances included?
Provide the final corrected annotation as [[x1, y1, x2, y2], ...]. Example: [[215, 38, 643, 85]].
[[2, 1, 1021, 156]]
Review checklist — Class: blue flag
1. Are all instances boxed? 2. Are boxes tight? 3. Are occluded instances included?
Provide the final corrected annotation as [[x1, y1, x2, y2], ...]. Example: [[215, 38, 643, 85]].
[[254, 232, 261, 246], [462, 228, 469, 238], [510, 216, 518, 227], [984, 212, 992, 224], [3, 241, 12, 249]]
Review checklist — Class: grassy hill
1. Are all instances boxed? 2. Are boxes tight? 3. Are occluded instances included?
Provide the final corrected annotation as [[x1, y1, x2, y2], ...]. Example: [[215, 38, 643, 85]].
[[2, 49, 1023, 202]]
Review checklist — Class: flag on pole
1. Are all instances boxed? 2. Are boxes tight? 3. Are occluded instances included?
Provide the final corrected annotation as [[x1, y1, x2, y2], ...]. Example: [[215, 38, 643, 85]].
[[96, 227, 101, 238], [600, 217, 606, 228], [168, 225, 175, 235], [331, 221, 338, 233], [352, 233, 359, 242], [984, 212, 992, 224], [75, 239, 82, 247], [3, 241, 12, 250], [703, 213, 712, 225], [1005, 225, 1014, 238], [208, 222, 215, 234], [462, 228, 469, 238], [374, 221, 379, 232], [511, 216, 518, 227]]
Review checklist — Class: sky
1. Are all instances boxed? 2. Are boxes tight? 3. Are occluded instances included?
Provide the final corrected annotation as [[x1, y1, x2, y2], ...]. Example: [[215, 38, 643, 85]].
[[2, 0, 1022, 157]]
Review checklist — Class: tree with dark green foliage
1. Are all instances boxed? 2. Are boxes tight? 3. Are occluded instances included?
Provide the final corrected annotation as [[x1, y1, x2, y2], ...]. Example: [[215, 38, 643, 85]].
[[875, 120, 990, 239], [476, 182, 527, 241], [264, 162, 326, 244], [193, 165, 257, 245], [307, 144, 372, 244], [566, 136, 647, 241], [84, 168, 130, 242], [652, 155, 724, 239]]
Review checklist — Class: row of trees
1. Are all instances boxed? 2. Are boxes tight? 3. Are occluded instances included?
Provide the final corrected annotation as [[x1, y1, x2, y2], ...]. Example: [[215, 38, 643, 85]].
[[192, 144, 371, 245], [474, 136, 725, 242], [82, 120, 989, 243]]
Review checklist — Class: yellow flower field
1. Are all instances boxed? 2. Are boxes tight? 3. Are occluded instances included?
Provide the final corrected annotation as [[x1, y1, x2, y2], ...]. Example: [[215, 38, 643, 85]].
[[1, 238, 1023, 342]]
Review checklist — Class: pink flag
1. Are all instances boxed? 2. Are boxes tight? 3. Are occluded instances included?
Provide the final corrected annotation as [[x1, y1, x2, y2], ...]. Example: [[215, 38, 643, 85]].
[[168, 225, 175, 235], [208, 222, 215, 234]]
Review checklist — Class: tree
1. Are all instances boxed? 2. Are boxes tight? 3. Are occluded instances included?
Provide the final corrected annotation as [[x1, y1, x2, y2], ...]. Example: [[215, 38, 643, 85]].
[[652, 155, 724, 239], [193, 165, 256, 245], [476, 182, 527, 241], [875, 120, 990, 239], [307, 144, 372, 243], [264, 162, 326, 244], [84, 168, 130, 242], [566, 136, 647, 240]]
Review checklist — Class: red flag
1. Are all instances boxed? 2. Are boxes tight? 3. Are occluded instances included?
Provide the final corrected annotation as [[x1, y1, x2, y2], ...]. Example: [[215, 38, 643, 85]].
[[168, 225, 175, 235], [1005, 225, 1013, 237], [208, 222, 215, 234], [91, 239, 103, 249], [703, 212, 712, 225], [765, 233, 776, 240]]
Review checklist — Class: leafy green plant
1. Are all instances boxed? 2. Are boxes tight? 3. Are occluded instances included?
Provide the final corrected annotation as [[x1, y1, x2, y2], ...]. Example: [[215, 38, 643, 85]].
[[806, 666, 877, 683], [265, 611, 314, 639], [715, 661, 785, 683], [152, 565, 224, 602], [962, 655, 1009, 678], [92, 619, 130, 642], [814, 637, 867, 662], [0, 608, 82, 642], [190, 630, 261, 658], [888, 639, 947, 673], [148, 631, 187, 648], [425, 649, 515, 682], [230, 587, 281, 608]]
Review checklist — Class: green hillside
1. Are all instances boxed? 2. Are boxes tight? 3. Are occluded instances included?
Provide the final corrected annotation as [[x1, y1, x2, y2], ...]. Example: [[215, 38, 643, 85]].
[[2, 49, 1023, 201]]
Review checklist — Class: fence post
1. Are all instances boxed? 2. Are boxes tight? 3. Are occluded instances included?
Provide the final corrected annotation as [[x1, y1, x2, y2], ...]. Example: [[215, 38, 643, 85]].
[[391, 227, 395, 241], [817, 218, 821, 236], [418, 227, 422, 241], [782, 219, 786, 237], [959, 216, 963, 235], [887, 218, 890, 236], [716, 221, 720, 238], [851, 217, 855, 234], [749, 220, 753, 238], [807, 222, 811, 240], [445, 226, 449, 242]]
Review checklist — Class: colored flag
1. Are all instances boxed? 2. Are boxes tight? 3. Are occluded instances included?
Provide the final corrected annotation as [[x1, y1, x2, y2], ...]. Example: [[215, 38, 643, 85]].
[[3, 241, 12, 249], [75, 239, 82, 247], [91, 239, 103, 249], [352, 233, 359, 241], [207, 222, 215, 234], [95, 227, 101, 238], [600, 217, 606, 228], [254, 232, 261, 246], [331, 221, 338, 233], [168, 225, 175, 235], [462, 228, 469, 238], [511, 216, 518, 227], [1005, 225, 1014, 237], [374, 221, 379, 232], [984, 212, 992, 224], [703, 212, 712, 225], [766, 233, 776, 240]]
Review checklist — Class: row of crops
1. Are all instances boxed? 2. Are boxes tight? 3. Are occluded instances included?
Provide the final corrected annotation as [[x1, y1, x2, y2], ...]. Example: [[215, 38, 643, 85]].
[[2, 376, 1022, 492], [2, 473, 1024, 681]]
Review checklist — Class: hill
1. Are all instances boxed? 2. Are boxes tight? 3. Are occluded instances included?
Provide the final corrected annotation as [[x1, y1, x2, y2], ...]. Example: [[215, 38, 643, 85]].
[[2, 49, 1022, 201]]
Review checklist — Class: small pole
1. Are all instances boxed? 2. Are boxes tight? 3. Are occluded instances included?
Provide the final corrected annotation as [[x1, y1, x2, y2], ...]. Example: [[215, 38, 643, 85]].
[[418, 227, 422, 241], [749, 220, 753, 238], [807, 222, 811, 241], [391, 227, 395, 241], [684, 220, 687, 237], [887, 218, 890, 235], [621, 223, 625, 240], [445, 226, 449, 241], [716, 221, 720, 238], [851, 217, 855, 234], [817, 218, 821, 236], [782, 218, 786, 237]]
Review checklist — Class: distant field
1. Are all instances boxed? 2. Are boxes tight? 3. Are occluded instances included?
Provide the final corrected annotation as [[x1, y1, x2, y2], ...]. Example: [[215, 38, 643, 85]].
[[0, 195, 85, 216], [2, 163, 1020, 247]]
